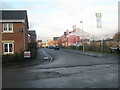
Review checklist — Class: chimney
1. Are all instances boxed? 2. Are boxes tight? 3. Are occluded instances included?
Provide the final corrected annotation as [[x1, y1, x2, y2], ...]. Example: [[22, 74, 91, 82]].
[[66, 29, 69, 36], [72, 25, 76, 33]]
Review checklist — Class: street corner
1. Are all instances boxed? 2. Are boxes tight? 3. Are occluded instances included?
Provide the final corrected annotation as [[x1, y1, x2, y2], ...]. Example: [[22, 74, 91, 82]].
[[39, 48, 53, 61]]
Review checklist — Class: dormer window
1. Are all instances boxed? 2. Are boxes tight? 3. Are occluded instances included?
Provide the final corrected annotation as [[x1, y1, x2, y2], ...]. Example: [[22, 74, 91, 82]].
[[3, 23, 13, 32]]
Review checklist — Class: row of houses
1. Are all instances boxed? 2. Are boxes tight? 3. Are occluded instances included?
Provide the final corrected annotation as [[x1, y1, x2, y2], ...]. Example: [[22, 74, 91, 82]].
[[46, 25, 91, 47], [0, 10, 37, 55], [46, 26, 120, 52]]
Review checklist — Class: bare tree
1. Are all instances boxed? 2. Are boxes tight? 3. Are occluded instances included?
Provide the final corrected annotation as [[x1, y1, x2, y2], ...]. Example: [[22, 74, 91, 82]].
[[113, 32, 120, 40]]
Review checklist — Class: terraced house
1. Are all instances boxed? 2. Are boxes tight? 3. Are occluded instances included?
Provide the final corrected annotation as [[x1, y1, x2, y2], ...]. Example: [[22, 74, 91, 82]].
[[0, 10, 29, 54]]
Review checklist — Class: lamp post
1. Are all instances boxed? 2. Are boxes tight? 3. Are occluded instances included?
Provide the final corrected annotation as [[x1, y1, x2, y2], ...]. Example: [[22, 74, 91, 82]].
[[80, 21, 85, 51]]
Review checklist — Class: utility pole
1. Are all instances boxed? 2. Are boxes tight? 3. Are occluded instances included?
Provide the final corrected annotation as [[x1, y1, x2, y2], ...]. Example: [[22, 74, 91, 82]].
[[101, 28, 104, 52]]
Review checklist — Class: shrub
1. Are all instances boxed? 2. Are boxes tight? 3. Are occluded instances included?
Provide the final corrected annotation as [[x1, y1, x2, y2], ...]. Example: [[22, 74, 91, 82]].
[[2, 48, 38, 64], [18, 49, 24, 61], [2, 49, 24, 64], [69, 45, 76, 49], [30, 48, 37, 59], [28, 43, 37, 49], [78, 46, 83, 50], [2, 54, 18, 64]]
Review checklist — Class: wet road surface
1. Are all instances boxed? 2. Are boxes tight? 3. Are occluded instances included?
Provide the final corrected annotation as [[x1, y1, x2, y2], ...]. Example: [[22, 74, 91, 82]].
[[3, 48, 119, 88]]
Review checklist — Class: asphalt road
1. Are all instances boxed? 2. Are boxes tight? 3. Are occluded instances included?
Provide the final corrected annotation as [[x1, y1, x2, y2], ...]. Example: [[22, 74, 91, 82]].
[[3, 48, 119, 88]]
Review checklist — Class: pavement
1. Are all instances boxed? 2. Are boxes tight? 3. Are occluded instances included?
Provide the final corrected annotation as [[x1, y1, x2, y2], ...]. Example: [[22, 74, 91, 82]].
[[62, 48, 118, 58], [2, 48, 118, 69], [2, 48, 53, 69]]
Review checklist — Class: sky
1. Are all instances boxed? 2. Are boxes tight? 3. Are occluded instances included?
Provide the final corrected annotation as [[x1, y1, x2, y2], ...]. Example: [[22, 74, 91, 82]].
[[1, 0, 119, 42]]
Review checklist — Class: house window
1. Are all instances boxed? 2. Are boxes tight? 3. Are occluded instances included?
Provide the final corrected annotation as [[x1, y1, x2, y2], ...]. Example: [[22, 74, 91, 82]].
[[3, 23, 13, 32], [3, 43, 14, 54]]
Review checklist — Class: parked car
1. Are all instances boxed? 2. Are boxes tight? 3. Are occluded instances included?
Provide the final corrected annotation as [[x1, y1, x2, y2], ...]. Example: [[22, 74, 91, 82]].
[[54, 46, 60, 50], [49, 45, 55, 49]]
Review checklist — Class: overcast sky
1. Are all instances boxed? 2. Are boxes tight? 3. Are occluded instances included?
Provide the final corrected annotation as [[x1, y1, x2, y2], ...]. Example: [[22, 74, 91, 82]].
[[1, 0, 119, 42]]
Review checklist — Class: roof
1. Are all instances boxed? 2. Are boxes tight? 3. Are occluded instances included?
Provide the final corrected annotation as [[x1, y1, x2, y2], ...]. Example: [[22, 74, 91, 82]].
[[69, 28, 90, 37], [0, 10, 29, 28], [1, 10, 27, 20], [28, 30, 36, 38], [53, 37, 59, 41], [37, 40, 42, 43]]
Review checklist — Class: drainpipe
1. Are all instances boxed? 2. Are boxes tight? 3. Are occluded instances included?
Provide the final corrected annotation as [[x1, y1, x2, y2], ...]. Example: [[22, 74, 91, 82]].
[[22, 20, 26, 50]]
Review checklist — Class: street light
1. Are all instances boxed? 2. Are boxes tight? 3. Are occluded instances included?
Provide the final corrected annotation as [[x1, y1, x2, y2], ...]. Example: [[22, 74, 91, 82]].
[[80, 21, 85, 51]]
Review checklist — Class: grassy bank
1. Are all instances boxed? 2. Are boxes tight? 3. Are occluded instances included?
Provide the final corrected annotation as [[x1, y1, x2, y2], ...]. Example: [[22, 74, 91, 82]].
[[62, 46, 119, 55]]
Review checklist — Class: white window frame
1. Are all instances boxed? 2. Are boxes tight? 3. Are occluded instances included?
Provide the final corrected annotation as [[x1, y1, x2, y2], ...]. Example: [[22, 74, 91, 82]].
[[3, 43, 14, 54], [3, 23, 13, 32]]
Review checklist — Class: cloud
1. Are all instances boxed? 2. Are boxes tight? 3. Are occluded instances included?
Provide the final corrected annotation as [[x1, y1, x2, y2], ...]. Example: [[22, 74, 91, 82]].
[[31, 0, 118, 41], [2, 0, 119, 42]]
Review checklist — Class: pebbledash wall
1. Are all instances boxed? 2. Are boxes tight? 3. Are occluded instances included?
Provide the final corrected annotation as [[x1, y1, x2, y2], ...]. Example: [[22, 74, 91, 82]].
[[1, 22, 28, 54]]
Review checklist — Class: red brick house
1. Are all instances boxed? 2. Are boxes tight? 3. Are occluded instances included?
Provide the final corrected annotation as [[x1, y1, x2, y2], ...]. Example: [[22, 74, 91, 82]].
[[28, 30, 36, 43], [28, 30, 37, 49], [0, 10, 29, 54]]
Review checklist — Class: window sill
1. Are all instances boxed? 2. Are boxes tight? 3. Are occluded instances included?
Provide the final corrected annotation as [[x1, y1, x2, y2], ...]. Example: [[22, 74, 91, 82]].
[[2, 32, 14, 34], [3, 53, 14, 55]]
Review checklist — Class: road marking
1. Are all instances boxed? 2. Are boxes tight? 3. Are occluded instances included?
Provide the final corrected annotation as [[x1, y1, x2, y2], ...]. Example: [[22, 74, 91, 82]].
[[44, 57, 49, 60]]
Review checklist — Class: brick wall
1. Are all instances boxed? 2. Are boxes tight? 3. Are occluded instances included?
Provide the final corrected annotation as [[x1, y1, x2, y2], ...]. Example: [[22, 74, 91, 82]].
[[24, 22, 28, 50], [2, 23, 25, 54], [58, 38, 62, 47]]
